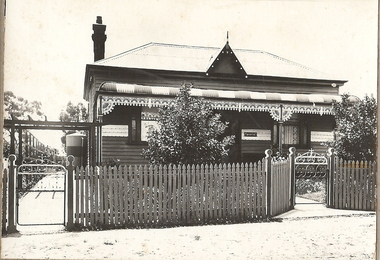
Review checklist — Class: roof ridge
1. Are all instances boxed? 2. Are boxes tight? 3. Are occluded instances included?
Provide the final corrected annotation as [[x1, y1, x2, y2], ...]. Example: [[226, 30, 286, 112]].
[[150, 42, 220, 50], [265, 51, 329, 75], [94, 42, 221, 65], [94, 42, 155, 64], [235, 48, 330, 76]]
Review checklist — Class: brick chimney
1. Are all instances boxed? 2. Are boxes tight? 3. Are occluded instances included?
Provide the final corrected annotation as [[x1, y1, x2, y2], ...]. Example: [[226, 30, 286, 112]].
[[92, 16, 107, 62]]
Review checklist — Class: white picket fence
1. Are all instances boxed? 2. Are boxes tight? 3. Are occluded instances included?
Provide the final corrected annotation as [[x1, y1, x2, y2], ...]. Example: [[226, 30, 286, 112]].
[[330, 158, 376, 211], [72, 162, 271, 228]]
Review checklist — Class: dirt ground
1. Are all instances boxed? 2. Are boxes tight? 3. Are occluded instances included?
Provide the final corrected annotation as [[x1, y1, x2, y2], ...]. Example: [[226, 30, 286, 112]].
[[1, 214, 375, 260], [3, 177, 376, 259]]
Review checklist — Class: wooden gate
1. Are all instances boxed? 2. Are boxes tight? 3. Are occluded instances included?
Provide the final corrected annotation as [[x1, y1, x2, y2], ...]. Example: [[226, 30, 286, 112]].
[[295, 149, 328, 203]]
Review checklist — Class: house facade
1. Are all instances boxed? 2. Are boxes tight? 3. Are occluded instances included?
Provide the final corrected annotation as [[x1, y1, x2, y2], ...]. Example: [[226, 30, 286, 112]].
[[83, 17, 347, 166]]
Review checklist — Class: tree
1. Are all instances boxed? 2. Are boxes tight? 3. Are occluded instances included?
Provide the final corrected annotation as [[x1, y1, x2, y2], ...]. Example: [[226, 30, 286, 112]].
[[4, 91, 44, 120], [59, 101, 88, 123], [142, 83, 235, 165], [59, 101, 88, 147], [3, 91, 45, 157], [328, 93, 377, 161]]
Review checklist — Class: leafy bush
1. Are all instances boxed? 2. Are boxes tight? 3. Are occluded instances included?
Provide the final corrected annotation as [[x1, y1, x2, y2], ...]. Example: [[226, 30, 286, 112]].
[[327, 94, 377, 161], [142, 83, 235, 165]]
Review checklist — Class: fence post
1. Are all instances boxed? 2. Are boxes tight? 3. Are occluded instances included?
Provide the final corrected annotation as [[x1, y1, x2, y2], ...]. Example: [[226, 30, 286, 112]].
[[327, 148, 335, 208], [2, 165, 8, 234], [289, 147, 296, 209], [265, 149, 272, 217], [7, 155, 17, 233], [66, 155, 74, 231]]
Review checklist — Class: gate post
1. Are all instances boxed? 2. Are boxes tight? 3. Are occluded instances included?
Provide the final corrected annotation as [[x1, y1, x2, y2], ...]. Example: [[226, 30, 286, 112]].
[[7, 155, 17, 233], [2, 163, 8, 234], [289, 147, 296, 209], [265, 149, 273, 217], [327, 148, 335, 208], [66, 156, 74, 231]]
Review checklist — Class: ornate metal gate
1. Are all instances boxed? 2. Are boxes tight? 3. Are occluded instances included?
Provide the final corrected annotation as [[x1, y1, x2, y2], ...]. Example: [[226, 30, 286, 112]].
[[295, 149, 328, 203], [16, 159, 66, 225]]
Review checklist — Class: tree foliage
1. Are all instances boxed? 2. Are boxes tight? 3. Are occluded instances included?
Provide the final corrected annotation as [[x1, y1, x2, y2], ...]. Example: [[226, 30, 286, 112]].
[[329, 94, 377, 161], [59, 101, 88, 146], [59, 101, 88, 123], [3, 91, 46, 156], [4, 91, 44, 120], [142, 83, 235, 165]]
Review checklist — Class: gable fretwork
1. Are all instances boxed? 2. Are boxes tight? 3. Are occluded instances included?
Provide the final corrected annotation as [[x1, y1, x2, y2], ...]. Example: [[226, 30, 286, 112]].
[[206, 42, 247, 78]]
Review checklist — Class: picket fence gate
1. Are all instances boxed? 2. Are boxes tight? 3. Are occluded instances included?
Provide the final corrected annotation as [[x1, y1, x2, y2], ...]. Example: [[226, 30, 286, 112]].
[[66, 148, 295, 230], [269, 157, 293, 216], [328, 154, 376, 211]]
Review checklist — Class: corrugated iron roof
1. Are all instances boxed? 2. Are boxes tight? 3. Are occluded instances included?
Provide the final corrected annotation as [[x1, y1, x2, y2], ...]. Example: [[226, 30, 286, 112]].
[[93, 42, 341, 81]]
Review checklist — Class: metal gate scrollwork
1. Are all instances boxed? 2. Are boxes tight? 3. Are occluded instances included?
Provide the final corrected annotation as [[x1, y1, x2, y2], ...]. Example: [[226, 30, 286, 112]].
[[17, 158, 67, 226], [295, 149, 328, 179]]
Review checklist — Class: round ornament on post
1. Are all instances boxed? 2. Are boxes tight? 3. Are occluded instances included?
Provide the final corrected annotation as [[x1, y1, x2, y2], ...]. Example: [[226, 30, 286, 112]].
[[66, 133, 87, 168]]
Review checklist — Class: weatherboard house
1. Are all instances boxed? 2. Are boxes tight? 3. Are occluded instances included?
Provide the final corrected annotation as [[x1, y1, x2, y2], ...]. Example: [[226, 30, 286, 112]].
[[84, 17, 347, 166]]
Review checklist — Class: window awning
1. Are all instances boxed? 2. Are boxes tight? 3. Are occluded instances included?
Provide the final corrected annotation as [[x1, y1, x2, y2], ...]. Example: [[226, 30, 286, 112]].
[[98, 82, 339, 122]]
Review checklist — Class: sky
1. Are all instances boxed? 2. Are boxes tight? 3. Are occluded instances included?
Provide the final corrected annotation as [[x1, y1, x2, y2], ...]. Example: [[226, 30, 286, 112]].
[[3, 0, 378, 150]]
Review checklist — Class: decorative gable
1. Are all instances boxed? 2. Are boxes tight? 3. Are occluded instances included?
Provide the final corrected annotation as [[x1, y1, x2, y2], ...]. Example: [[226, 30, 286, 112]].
[[206, 42, 247, 78]]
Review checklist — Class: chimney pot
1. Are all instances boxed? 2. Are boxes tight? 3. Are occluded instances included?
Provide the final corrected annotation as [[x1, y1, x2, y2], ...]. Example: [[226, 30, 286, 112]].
[[96, 16, 102, 24]]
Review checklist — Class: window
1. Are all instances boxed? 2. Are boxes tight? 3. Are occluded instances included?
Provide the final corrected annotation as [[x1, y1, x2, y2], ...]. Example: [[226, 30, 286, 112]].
[[274, 121, 309, 148], [102, 105, 141, 143], [282, 125, 299, 145], [141, 107, 159, 142], [130, 117, 137, 142]]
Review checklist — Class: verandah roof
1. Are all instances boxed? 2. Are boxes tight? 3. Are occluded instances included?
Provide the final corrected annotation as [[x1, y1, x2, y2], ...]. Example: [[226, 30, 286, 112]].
[[99, 82, 341, 104], [98, 82, 340, 122]]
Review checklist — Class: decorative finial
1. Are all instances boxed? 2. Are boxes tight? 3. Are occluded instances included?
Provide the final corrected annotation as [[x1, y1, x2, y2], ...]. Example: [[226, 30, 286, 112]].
[[227, 31, 229, 44]]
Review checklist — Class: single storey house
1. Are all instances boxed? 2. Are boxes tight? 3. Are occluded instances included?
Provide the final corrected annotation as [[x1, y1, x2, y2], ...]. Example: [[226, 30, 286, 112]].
[[84, 17, 347, 165]]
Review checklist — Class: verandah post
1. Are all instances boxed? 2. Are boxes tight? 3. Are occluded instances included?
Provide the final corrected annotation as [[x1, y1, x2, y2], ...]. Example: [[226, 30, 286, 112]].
[[7, 154, 17, 233], [289, 147, 296, 209], [67, 155, 74, 231], [327, 148, 335, 208], [265, 149, 273, 217]]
